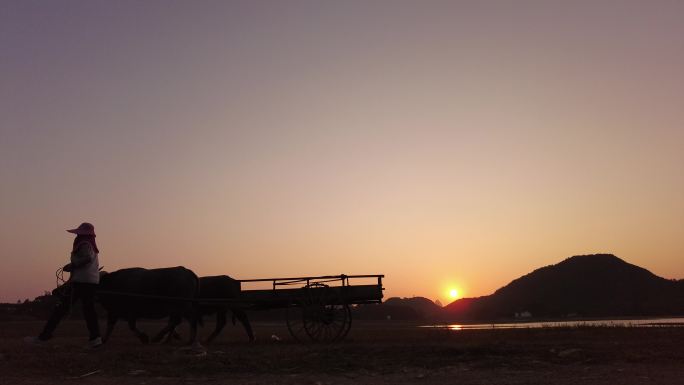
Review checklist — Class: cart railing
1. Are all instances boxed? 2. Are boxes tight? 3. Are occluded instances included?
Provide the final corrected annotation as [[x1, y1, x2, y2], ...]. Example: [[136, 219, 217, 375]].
[[238, 274, 384, 291]]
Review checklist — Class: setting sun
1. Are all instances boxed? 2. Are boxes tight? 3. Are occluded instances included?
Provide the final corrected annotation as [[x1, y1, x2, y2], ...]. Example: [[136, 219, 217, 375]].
[[449, 289, 459, 299]]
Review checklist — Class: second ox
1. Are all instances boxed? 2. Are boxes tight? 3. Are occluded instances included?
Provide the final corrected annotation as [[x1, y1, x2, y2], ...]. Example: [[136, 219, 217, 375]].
[[198, 275, 254, 342], [166, 275, 254, 343]]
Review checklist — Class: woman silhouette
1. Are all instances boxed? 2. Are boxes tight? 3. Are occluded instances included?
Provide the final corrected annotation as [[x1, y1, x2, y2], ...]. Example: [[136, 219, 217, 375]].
[[25, 222, 102, 348]]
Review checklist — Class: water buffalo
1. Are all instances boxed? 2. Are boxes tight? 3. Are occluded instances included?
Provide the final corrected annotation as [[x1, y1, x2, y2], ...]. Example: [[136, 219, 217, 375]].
[[198, 275, 254, 342], [163, 275, 254, 343], [97, 266, 200, 346]]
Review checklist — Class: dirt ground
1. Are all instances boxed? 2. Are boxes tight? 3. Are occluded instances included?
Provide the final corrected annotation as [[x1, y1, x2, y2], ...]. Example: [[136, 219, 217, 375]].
[[1, 319, 683, 385]]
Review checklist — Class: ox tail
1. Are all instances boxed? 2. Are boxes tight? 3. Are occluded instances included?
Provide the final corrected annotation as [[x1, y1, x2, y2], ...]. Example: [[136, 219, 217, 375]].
[[192, 270, 204, 327]]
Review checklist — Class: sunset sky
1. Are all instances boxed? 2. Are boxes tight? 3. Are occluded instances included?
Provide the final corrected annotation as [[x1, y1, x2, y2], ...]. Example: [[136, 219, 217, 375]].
[[2, 1, 683, 304]]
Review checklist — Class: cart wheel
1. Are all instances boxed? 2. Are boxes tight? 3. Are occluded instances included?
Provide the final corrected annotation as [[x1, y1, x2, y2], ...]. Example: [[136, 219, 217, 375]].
[[286, 283, 351, 342], [341, 304, 353, 339]]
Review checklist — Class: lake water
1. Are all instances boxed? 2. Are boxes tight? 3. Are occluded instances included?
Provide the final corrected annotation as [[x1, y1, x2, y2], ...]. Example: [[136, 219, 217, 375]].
[[423, 317, 684, 330]]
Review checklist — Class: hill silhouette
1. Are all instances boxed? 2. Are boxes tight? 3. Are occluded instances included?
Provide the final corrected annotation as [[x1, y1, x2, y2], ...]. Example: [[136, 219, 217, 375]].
[[444, 254, 684, 320], [383, 296, 443, 319]]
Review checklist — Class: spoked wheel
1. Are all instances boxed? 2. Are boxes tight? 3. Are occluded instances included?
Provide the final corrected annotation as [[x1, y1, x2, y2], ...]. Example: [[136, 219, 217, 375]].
[[286, 283, 351, 342]]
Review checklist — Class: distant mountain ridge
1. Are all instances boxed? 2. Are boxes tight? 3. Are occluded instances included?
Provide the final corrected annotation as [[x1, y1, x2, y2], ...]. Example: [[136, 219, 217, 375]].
[[383, 296, 443, 319], [444, 254, 684, 320]]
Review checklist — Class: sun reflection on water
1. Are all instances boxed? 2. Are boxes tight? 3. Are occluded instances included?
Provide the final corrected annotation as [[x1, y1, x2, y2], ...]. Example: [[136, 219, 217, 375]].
[[422, 317, 684, 331]]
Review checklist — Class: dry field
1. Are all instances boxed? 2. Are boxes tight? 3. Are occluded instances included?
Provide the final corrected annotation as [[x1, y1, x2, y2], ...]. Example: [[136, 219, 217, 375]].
[[1, 319, 683, 385]]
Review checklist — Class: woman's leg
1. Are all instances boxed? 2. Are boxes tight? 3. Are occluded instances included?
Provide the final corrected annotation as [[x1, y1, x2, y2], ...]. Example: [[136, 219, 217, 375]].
[[37, 287, 74, 340], [77, 283, 101, 341]]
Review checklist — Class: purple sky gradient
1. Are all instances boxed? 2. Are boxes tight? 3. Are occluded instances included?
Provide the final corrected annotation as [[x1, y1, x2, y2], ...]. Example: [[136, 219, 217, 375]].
[[2, 1, 684, 303]]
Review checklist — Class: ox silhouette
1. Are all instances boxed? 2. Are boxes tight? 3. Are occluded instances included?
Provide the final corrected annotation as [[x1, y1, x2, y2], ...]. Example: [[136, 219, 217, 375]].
[[97, 266, 200, 347], [165, 275, 254, 343], [197, 275, 254, 342]]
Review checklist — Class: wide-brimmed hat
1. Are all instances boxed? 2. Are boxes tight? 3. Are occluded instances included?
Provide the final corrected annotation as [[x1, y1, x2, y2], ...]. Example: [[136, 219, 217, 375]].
[[66, 222, 96, 235]]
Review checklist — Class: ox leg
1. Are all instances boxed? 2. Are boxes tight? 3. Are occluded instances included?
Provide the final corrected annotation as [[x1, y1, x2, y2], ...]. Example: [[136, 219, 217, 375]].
[[205, 311, 226, 343], [187, 312, 202, 349], [128, 318, 149, 344], [232, 308, 255, 342], [153, 321, 182, 344], [161, 326, 175, 344], [171, 329, 182, 340], [162, 326, 182, 344], [102, 314, 117, 344], [152, 316, 181, 343]]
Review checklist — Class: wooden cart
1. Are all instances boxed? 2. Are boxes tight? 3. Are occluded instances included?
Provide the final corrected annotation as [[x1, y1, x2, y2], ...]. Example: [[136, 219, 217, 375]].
[[236, 274, 384, 342], [63, 267, 384, 343]]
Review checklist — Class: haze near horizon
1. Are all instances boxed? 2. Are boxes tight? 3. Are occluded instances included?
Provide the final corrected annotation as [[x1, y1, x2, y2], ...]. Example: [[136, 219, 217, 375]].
[[1, 1, 683, 303]]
